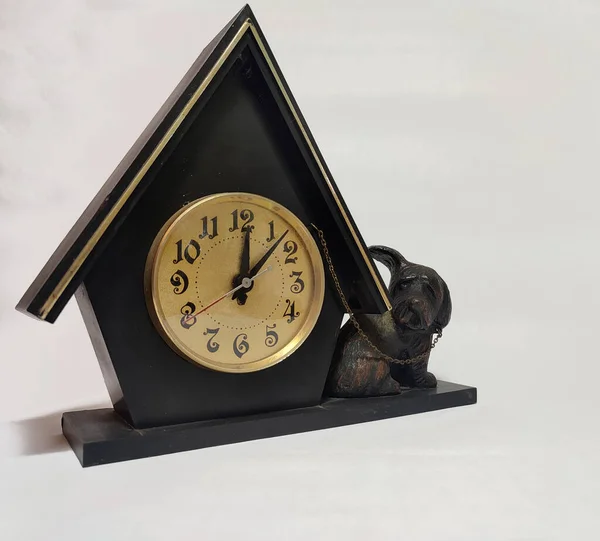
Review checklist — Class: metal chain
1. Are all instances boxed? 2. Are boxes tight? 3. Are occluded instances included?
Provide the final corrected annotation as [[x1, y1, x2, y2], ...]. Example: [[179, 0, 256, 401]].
[[311, 224, 442, 365]]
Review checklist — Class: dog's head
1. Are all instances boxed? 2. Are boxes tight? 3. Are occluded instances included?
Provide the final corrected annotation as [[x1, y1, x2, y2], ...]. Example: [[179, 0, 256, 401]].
[[389, 262, 451, 333], [370, 245, 452, 333]]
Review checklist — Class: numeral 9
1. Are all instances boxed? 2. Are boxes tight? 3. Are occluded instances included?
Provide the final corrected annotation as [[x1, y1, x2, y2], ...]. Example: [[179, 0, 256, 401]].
[[170, 270, 189, 294]]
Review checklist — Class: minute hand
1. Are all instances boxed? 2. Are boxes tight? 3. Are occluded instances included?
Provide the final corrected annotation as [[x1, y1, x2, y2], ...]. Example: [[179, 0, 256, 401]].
[[248, 230, 289, 278]]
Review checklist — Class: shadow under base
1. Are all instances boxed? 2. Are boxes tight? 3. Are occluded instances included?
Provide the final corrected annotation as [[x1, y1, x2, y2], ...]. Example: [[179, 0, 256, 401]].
[[62, 380, 476, 467]]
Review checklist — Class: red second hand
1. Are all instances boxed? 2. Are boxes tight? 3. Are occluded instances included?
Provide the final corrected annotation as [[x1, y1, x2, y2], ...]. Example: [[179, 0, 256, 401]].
[[188, 293, 230, 319], [183, 281, 248, 323]]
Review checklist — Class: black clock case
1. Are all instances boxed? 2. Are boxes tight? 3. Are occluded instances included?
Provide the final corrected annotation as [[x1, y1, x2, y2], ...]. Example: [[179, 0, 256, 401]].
[[74, 14, 368, 430], [17, 5, 476, 466]]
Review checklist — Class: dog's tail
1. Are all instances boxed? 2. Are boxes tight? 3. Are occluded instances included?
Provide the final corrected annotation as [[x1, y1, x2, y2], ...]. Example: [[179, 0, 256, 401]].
[[369, 245, 408, 286]]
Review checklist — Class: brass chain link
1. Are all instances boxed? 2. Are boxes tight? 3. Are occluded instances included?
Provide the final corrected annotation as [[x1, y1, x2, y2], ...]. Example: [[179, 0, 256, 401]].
[[311, 224, 442, 365]]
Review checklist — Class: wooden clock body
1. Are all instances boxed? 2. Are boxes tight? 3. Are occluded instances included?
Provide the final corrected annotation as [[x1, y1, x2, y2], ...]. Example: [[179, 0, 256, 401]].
[[17, 6, 477, 466], [18, 7, 392, 429]]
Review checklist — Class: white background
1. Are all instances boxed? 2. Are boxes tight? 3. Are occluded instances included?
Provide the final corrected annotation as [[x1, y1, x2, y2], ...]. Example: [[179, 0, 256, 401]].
[[1, 1, 599, 539]]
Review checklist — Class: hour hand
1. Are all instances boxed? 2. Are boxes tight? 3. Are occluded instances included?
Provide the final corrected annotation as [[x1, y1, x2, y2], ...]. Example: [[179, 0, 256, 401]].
[[240, 227, 251, 276], [232, 228, 251, 304]]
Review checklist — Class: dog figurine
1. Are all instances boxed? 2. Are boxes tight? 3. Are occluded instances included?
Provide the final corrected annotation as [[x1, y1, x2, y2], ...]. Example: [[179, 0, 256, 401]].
[[325, 245, 452, 398]]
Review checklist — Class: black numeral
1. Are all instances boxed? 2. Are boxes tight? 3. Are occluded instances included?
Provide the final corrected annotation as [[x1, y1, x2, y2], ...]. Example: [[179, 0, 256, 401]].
[[180, 302, 197, 329], [283, 240, 298, 264], [289, 271, 304, 294], [199, 216, 218, 239], [233, 333, 250, 358], [203, 328, 220, 352], [170, 270, 189, 295], [173, 239, 201, 265], [229, 209, 254, 232], [283, 299, 300, 323], [266, 220, 276, 242], [265, 324, 278, 347]]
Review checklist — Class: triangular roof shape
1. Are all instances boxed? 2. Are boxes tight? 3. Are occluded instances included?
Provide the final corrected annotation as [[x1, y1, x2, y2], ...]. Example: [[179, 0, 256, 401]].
[[17, 4, 391, 323]]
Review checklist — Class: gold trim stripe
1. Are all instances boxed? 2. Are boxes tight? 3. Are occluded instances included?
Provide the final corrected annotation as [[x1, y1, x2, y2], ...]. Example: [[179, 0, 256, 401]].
[[39, 18, 390, 319]]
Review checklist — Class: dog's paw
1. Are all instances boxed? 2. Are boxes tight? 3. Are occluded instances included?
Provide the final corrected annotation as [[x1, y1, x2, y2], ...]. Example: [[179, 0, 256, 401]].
[[421, 371, 438, 388], [378, 375, 403, 396]]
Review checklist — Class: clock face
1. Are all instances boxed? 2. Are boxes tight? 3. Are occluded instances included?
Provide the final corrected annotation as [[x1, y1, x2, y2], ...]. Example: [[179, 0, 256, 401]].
[[144, 193, 325, 373]]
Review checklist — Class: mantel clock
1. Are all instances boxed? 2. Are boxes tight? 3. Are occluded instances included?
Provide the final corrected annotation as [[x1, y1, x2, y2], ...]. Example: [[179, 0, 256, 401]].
[[17, 5, 476, 467]]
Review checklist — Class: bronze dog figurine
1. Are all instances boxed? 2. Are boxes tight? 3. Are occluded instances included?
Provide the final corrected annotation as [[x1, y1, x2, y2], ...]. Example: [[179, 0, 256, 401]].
[[325, 245, 452, 398]]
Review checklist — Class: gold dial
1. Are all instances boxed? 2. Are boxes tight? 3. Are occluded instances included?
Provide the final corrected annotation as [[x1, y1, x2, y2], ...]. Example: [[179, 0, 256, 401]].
[[144, 193, 325, 373]]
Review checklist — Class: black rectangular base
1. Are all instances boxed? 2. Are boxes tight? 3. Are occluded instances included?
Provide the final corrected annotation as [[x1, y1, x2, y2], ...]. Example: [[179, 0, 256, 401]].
[[62, 381, 476, 467]]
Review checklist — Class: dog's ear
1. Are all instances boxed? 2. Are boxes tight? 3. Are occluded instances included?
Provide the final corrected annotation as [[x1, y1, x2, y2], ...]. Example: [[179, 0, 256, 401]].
[[433, 280, 452, 330], [369, 246, 408, 289]]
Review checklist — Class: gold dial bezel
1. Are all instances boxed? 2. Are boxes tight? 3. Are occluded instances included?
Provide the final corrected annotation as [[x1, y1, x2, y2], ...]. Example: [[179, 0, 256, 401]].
[[144, 192, 325, 373]]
